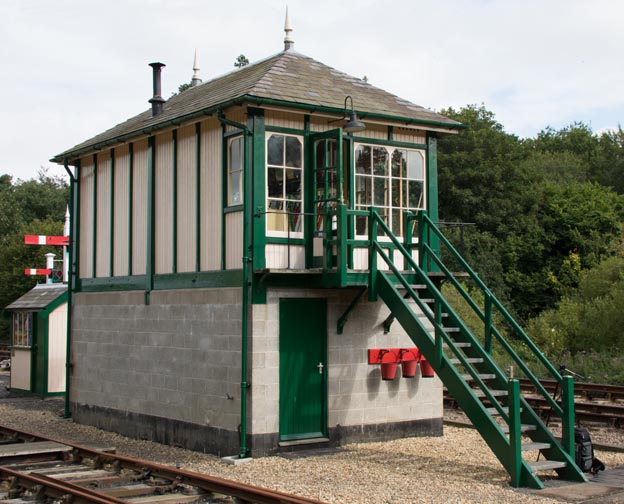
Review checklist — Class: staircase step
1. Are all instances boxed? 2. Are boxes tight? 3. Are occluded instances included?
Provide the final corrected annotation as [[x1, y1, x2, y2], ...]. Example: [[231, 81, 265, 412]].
[[443, 342, 471, 349], [474, 389, 507, 398], [443, 327, 460, 333], [501, 424, 536, 434], [522, 442, 551, 452], [461, 373, 496, 381], [450, 357, 484, 365], [529, 460, 567, 471], [486, 406, 509, 415]]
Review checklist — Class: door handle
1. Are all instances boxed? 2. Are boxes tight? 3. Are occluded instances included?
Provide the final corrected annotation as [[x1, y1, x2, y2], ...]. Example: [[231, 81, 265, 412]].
[[317, 362, 324, 375]]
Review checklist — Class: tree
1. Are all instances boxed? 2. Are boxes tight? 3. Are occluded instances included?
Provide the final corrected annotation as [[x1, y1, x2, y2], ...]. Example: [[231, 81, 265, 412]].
[[234, 54, 249, 68]]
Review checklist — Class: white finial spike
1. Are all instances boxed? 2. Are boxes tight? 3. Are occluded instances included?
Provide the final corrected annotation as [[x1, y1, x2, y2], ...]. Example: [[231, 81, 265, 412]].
[[191, 49, 202, 87], [284, 6, 294, 51]]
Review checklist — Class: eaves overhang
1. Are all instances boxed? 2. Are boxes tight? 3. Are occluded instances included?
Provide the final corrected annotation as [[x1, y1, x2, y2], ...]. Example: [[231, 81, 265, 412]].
[[51, 95, 465, 165]]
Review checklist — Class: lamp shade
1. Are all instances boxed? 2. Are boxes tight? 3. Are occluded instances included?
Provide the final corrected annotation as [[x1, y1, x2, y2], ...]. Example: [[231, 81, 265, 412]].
[[343, 112, 366, 133]]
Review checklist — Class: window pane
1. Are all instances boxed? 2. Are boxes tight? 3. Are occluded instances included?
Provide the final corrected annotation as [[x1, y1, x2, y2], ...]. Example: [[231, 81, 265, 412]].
[[373, 147, 388, 176], [392, 178, 400, 207], [267, 167, 283, 197], [230, 137, 242, 171], [392, 209, 402, 236], [392, 149, 405, 178], [231, 172, 241, 204], [285, 168, 301, 199], [374, 177, 387, 206], [267, 135, 284, 166], [287, 200, 302, 232], [355, 145, 371, 174], [409, 180, 424, 208], [285, 136, 302, 167], [356, 215, 367, 235], [355, 176, 371, 206], [267, 199, 285, 232], [407, 151, 424, 180]]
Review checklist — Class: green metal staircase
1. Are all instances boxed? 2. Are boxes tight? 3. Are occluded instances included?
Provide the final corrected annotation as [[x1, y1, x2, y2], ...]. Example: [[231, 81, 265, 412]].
[[364, 208, 587, 489]]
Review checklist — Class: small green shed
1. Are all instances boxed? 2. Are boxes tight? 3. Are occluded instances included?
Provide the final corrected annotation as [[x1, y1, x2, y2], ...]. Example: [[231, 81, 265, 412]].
[[6, 283, 68, 397]]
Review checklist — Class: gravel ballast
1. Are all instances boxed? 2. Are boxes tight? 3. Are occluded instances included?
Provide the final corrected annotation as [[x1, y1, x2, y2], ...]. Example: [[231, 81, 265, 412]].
[[0, 385, 623, 503]]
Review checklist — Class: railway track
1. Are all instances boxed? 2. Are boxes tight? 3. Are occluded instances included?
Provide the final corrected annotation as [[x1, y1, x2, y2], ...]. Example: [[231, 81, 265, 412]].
[[0, 425, 327, 504], [444, 379, 624, 427]]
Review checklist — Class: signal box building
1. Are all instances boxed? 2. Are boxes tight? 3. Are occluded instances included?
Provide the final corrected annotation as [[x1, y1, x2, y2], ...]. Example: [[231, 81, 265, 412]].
[[52, 28, 464, 457]]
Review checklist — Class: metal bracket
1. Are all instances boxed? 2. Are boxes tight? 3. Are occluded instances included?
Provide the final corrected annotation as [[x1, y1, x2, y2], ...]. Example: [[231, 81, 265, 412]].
[[337, 287, 367, 334]]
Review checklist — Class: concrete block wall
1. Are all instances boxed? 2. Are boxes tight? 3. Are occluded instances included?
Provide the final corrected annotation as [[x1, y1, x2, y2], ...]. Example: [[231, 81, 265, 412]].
[[71, 288, 242, 437], [249, 287, 442, 439]]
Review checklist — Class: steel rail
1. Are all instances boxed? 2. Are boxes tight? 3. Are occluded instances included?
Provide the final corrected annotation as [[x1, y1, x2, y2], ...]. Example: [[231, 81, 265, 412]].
[[0, 466, 122, 503], [0, 424, 328, 504]]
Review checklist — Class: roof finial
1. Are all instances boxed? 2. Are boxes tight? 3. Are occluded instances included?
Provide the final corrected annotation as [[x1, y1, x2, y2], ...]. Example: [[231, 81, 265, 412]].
[[191, 49, 202, 87], [284, 6, 294, 51]]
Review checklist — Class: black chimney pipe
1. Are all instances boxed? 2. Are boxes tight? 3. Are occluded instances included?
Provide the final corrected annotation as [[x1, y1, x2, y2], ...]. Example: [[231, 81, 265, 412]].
[[148, 62, 166, 117]]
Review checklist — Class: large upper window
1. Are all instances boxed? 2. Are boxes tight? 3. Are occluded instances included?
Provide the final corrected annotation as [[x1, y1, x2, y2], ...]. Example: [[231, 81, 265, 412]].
[[266, 134, 303, 235], [228, 136, 244, 206], [12, 312, 32, 347], [354, 144, 425, 237]]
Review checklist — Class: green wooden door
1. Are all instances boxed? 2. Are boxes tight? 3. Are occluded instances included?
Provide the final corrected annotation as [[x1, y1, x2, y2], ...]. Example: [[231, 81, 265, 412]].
[[32, 314, 46, 395], [279, 298, 327, 441]]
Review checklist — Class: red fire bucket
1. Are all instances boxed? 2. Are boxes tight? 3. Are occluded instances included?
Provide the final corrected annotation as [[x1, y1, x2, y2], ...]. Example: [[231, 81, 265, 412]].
[[381, 362, 398, 380], [400, 349, 420, 378], [419, 358, 435, 378], [401, 360, 418, 378]]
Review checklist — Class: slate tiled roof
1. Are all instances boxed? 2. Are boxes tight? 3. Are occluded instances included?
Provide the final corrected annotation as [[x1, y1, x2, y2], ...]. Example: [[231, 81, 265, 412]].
[[53, 50, 461, 162], [5, 284, 67, 311]]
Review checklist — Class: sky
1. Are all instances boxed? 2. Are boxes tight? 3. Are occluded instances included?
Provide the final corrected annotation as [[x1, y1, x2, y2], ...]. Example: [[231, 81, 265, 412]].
[[1, 0, 623, 182]]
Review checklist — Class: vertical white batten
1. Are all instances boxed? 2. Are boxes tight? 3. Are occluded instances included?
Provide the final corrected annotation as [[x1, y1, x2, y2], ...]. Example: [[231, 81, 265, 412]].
[[63, 206, 70, 283]]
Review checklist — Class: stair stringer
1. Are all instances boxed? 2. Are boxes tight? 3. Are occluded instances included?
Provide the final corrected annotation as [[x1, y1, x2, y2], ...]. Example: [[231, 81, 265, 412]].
[[376, 271, 546, 489]]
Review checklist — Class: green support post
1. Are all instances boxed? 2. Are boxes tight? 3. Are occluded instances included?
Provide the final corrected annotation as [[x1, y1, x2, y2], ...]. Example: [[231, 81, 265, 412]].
[[338, 203, 347, 286], [484, 292, 493, 354], [561, 376, 575, 459], [368, 208, 378, 302], [404, 211, 413, 271], [434, 299, 443, 367], [508, 379, 522, 487], [418, 210, 429, 273]]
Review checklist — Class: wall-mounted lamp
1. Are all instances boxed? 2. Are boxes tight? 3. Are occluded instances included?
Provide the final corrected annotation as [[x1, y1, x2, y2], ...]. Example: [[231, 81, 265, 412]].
[[341, 96, 366, 133]]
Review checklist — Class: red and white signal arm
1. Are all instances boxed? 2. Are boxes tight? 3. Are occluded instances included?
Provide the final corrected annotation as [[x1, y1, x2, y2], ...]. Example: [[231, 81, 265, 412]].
[[24, 235, 69, 246], [24, 268, 52, 276]]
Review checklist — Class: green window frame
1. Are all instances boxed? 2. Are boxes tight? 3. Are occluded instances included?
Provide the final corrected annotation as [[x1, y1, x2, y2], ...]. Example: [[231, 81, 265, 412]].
[[227, 136, 244, 206], [266, 133, 304, 237], [12, 311, 32, 347], [354, 143, 426, 237]]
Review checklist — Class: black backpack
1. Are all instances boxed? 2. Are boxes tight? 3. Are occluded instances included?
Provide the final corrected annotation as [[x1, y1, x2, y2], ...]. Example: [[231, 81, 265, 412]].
[[574, 426, 595, 473]]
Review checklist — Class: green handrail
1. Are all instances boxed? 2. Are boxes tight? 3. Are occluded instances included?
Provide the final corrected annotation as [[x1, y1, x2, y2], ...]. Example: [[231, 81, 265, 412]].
[[367, 208, 511, 420], [415, 210, 572, 430]]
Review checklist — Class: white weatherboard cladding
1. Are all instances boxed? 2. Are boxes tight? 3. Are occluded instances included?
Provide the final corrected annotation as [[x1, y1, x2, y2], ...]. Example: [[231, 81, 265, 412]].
[[200, 118, 222, 271], [113, 145, 130, 276], [249, 288, 442, 435], [95, 152, 111, 278], [155, 132, 174, 275], [265, 244, 304, 269], [10, 349, 31, 390], [79, 161, 94, 278], [132, 139, 148, 275], [225, 211, 243, 269], [47, 303, 68, 393], [176, 125, 197, 273], [265, 110, 304, 130]]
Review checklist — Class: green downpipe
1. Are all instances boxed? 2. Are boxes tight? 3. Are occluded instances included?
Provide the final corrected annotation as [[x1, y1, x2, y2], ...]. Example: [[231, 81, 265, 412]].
[[63, 160, 77, 418], [217, 110, 251, 459]]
